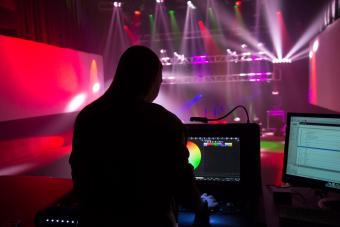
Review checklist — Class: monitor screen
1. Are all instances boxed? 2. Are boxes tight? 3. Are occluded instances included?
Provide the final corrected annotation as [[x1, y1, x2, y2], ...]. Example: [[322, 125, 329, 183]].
[[283, 113, 340, 191], [187, 136, 240, 182]]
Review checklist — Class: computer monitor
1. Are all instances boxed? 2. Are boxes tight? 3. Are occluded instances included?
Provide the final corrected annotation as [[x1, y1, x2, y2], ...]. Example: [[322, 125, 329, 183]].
[[185, 123, 261, 200], [282, 112, 340, 191], [187, 136, 240, 182]]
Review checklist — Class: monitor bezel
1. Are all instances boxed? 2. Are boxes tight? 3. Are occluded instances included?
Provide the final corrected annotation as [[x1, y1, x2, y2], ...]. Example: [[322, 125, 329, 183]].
[[282, 112, 340, 191]]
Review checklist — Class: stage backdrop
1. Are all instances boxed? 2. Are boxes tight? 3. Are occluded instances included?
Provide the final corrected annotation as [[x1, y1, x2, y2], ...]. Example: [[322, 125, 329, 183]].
[[309, 19, 340, 113], [0, 35, 104, 122]]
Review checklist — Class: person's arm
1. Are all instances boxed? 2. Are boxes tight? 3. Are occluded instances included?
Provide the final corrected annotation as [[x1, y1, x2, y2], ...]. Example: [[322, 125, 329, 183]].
[[168, 124, 211, 225]]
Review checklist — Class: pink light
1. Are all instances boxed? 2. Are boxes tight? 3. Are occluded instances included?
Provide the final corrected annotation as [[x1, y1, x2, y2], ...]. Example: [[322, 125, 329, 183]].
[[309, 50, 317, 104], [66, 93, 86, 112], [272, 90, 279, 95]]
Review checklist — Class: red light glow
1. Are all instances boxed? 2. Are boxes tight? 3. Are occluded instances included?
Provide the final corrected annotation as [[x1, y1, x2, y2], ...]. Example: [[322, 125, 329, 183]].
[[0, 35, 104, 121], [134, 10, 141, 16]]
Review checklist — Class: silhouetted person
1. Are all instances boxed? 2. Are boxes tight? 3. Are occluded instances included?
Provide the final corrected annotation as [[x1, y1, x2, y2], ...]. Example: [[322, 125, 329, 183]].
[[69, 46, 212, 227]]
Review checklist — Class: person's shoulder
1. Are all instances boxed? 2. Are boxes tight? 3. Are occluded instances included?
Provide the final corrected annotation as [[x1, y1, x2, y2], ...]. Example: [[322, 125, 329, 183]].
[[74, 98, 102, 123], [147, 103, 183, 125]]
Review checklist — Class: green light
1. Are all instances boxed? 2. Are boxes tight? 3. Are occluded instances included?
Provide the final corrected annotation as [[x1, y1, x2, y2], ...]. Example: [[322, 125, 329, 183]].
[[149, 14, 155, 36], [208, 7, 218, 30], [169, 8, 180, 46], [260, 141, 284, 152]]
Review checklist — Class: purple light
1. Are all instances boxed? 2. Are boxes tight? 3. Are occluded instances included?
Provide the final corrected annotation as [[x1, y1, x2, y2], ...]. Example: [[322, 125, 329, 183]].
[[192, 55, 209, 64]]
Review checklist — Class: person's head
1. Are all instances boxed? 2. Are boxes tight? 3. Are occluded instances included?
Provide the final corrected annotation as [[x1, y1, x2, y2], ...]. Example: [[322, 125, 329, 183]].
[[106, 45, 163, 102]]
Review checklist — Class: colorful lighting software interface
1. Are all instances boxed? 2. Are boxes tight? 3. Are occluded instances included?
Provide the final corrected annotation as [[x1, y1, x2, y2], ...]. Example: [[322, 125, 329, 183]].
[[187, 137, 240, 182]]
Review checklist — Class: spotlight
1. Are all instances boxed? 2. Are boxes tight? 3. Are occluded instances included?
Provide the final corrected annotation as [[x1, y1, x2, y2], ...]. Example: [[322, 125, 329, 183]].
[[113, 1, 121, 7], [187, 1, 196, 9], [241, 44, 247, 49], [92, 82, 100, 93], [257, 42, 264, 47], [312, 39, 319, 52], [272, 58, 292, 63], [174, 52, 185, 62], [160, 49, 166, 54], [156, 0, 164, 3], [66, 93, 86, 112], [309, 51, 313, 59], [134, 10, 141, 16], [272, 90, 279, 95], [234, 117, 241, 122], [235, 1, 241, 7]]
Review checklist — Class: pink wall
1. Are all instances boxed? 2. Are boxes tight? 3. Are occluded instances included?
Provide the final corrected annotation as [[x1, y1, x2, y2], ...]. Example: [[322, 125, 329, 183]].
[[0, 35, 104, 121], [309, 19, 340, 112]]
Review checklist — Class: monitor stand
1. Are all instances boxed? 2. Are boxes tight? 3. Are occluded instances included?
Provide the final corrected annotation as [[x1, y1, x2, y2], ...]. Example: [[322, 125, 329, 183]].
[[318, 197, 340, 212]]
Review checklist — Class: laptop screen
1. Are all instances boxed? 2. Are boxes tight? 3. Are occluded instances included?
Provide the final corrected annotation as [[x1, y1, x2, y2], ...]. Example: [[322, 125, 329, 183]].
[[283, 113, 340, 190], [187, 136, 240, 182]]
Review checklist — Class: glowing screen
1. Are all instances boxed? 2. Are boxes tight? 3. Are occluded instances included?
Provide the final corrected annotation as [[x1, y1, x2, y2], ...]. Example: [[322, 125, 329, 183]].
[[187, 136, 240, 182]]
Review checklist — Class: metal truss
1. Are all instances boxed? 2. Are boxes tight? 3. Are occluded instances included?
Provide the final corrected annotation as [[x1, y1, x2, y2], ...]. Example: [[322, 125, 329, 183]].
[[162, 72, 281, 85], [160, 54, 272, 66]]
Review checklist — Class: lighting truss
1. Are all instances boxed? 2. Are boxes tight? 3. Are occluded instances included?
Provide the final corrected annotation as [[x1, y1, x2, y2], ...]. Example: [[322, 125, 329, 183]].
[[162, 72, 280, 85], [160, 54, 272, 66]]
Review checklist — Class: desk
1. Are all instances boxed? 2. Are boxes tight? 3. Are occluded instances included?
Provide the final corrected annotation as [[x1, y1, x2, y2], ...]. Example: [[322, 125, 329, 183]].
[[0, 176, 265, 227], [263, 185, 340, 227], [178, 212, 256, 227]]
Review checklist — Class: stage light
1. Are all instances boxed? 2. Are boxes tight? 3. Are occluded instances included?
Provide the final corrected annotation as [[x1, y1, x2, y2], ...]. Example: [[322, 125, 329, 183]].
[[134, 10, 141, 16], [92, 82, 100, 93], [235, 1, 241, 6], [257, 42, 263, 47], [113, 1, 121, 7], [160, 49, 166, 54], [174, 52, 185, 61], [309, 50, 313, 59], [234, 117, 241, 122], [66, 93, 86, 112], [156, 0, 164, 3], [272, 90, 279, 95], [187, 1, 196, 9], [272, 58, 292, 63], [312, 39, 319, 52], [241, 44, 247, 48]]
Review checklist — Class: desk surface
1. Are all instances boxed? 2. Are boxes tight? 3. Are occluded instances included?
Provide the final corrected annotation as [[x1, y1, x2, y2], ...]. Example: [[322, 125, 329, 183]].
[[0, 176, 264, 227]]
